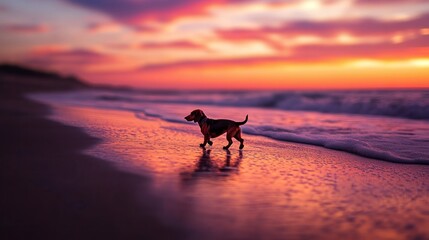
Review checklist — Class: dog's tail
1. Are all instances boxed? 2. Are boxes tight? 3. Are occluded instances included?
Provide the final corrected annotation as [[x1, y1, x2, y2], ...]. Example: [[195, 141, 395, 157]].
[[237, 114, 248, 125]]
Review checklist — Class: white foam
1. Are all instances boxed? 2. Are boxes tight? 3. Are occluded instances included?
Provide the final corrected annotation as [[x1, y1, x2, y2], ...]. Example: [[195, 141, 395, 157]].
[[29, 89, 429, 164]]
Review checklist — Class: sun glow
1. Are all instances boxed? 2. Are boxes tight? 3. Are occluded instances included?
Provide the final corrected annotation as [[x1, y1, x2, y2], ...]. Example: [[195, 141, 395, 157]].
[[0, 0, 428, 89]]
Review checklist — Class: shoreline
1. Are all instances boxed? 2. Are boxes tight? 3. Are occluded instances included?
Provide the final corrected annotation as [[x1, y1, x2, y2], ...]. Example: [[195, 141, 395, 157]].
[[29, 89, 429, 165], [0, 79, 185, 239], [40, 102, 429, 240], [2, 67, 429, 239]]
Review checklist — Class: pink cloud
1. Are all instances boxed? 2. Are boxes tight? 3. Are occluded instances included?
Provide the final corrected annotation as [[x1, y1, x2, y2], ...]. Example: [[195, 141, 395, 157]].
[[0, 5, 7, 12], [139, 35, 429, 71], [140, 56, 288, 71], [354, 0, 429, 6], [2, 23, 50, 33], [133, 25, 160, 33], [31, 45, 71, 53], [64, 0, 251, 24], [140, 40, 207, 50], [216, 13, 429, 43], [86, 22, 121, 33], [104, 43, 134, 50], [25, 48, 116, 68]]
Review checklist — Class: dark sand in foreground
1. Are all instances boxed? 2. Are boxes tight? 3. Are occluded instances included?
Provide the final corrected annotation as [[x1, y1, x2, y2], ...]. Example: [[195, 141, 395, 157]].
[[0, 68, 185, 239]]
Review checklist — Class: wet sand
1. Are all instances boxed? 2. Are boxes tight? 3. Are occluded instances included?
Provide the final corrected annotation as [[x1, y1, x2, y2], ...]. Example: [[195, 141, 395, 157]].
[[42, 104, 429, 240], [0, 71, 185, 239]]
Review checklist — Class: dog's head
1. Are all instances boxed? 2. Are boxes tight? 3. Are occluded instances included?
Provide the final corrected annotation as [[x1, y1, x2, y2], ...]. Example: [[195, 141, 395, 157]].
[[185, 109, 206, 123]]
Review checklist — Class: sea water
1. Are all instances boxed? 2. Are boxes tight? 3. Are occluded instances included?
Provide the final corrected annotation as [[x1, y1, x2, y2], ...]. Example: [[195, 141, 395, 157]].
[[30, 88, 429, 164]]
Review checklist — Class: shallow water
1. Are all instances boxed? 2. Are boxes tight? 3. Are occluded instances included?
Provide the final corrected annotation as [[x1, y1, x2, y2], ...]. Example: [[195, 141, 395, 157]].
[[31, 90, 429, 163], [43, 105, 429, 240]]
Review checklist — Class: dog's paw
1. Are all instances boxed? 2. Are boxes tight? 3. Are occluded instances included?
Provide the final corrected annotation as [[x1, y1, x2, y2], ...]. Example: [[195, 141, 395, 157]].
[[200, 143, 206, 148], [239, 144, 244, 150], [208, 140, 213, 146]]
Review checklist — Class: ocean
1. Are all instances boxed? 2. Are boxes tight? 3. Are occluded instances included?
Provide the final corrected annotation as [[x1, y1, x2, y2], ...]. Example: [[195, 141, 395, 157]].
[[30, 88, 429, 164]]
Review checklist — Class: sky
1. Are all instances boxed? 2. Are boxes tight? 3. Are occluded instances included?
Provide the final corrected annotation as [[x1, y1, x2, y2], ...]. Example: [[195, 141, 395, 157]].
[[0, 0, 428, 89]]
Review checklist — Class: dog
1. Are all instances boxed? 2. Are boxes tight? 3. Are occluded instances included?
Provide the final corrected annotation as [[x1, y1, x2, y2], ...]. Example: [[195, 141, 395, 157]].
[[184, 109, 248, 149]]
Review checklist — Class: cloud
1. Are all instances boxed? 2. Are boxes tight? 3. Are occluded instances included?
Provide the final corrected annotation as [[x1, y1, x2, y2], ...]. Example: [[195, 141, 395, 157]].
[[30, 44, 71, 53], [139, 35, 429, 70], [25, 48, 116, 68], [133, 24, 161, 33], [140, 40, 207, 50], [354, 0, 429, 6], [0, 5, 7, 12], [216, 12, 429, 43], [86, 22, 121, 33], [1, 23, 50, 33], [139, 55, 288, 71], [64, 0, 249, 23], [289, 35, 429, 61]]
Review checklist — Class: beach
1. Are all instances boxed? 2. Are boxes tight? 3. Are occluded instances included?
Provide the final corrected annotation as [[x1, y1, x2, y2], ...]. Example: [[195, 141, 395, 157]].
[[2, 0, 429, 238], [0, 68, 185, 239], [32, 99, 429, 239], [2, 67, 429, 239]]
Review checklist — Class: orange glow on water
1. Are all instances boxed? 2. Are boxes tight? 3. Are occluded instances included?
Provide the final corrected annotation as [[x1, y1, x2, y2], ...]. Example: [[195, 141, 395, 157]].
[[47, 105, 429, 239]]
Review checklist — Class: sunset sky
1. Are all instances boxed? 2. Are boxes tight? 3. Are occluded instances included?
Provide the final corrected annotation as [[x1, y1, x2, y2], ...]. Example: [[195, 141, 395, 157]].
[[0, 0, 428, 89]]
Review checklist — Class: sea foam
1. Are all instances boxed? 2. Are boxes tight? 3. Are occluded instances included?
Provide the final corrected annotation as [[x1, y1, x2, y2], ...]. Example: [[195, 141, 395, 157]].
[[29, 89, 429, 164]]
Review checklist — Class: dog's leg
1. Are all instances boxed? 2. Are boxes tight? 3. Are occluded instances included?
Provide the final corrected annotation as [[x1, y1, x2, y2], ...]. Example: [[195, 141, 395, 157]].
[[200, 134, 210, 148], [223, 134, 233, 150], [234, 129, 244, 149]]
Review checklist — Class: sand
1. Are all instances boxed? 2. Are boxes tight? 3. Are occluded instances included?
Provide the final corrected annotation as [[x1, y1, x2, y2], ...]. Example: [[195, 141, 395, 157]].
[[0, 72, 185, 239], [2, 66, 429, 239], [40, 103, 429, 240]]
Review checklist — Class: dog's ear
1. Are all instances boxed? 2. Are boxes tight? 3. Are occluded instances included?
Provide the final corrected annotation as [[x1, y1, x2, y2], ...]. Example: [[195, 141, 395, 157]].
[[197, 110, 206, 118], [192, 109, 205, 122]]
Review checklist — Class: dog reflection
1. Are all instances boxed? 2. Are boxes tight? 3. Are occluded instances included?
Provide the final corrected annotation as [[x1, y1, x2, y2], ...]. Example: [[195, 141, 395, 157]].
[[181, 148, 243, 184], [220, 149, 242, 172], [195, 149, 215, 172]]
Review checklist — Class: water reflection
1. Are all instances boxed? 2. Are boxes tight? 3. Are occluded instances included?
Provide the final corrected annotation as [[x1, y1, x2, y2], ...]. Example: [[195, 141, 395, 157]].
[[51, 105, 429, 240], [220, 149, 243, 172], [180, 148, 243, 184]]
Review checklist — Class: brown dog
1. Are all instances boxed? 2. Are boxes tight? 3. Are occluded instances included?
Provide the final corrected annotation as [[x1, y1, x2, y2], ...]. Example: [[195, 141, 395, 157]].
[[185, 109, 248, 149]]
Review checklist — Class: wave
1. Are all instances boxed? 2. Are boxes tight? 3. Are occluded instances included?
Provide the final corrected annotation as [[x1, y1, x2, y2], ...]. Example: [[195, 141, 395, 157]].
[[259, 91, 429, 120], [133, 109, 429, 164], [242, 125, 427, 164], [29, 90, 429, 164], [97, 89, 429, 120], [137, 110, 429, 164]]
